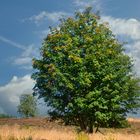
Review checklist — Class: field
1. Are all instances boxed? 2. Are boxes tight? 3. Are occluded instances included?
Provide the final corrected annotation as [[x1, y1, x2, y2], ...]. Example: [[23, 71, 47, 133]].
[[0, 117, 140, 140]]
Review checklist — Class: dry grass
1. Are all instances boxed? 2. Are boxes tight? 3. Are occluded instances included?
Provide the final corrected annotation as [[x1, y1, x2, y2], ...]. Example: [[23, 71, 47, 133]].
[[0, 118, 139, 140], [0, 125, 76, 140], [89, 133, 140, 140]]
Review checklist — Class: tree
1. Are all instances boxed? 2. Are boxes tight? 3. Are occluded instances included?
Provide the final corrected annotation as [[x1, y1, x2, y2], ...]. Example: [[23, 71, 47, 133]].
[[17, 94, 37, 118], [32, 7, 140, 133]]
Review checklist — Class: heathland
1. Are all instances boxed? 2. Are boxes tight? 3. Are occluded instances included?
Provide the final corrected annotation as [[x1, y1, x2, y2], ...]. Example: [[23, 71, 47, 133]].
[[0, 117, 139, 140]]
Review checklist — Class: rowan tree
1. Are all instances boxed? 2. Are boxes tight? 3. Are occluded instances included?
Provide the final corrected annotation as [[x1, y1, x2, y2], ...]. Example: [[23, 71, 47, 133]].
[[32, 7, 140, 133]]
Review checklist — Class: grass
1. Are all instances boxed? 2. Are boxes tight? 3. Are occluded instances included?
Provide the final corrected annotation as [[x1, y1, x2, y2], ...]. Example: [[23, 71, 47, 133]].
[[0, 118, 139, 140], [0, 125, 139, 140], [0, 125, 75, 140]]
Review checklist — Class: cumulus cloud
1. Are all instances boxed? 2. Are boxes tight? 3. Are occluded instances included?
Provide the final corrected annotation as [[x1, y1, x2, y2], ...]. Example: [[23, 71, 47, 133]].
[[74, 0, 102, 11], [125, 41, 140, 76], [0, 75, 34, 115], [27, 11, 70, 25], [0, 36, 39, 70], [102, 16, 140, 40], [13, 44, 39, 70], [101, 16, 140, 76]]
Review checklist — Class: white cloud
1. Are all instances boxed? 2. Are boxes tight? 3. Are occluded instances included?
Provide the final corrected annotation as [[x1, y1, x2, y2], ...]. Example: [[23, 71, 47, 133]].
[[125, 41, 140, 76], [0, 36, 39, 70], [14, 57, 32, 65], [0, 75, 34, 115], [40, 29, 50, 38], [0, 36, 26, 50], [13, 44, 39, 69], [74, 0, 102, 10], [28, 11, 70, 25], [101, 16, 140, 76], [102, 16, 140, 40]]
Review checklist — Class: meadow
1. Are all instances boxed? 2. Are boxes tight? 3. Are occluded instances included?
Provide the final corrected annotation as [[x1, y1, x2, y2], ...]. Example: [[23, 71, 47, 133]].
[[0, 118, 139, 140]]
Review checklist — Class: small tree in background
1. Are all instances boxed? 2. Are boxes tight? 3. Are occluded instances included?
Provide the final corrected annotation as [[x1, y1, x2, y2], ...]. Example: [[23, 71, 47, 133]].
[[17, 94, 37, 118], [32, 7, 140, 133]]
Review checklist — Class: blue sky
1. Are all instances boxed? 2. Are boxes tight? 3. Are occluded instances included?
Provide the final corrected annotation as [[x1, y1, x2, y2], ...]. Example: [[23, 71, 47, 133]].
[[0, 0, 140, 116]]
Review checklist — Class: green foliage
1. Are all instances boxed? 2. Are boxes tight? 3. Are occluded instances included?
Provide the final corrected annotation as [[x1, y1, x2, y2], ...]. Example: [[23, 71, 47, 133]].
[[0, 114, 13, 118], [17, 94, 37, 118], [32, 7, 140, 133]]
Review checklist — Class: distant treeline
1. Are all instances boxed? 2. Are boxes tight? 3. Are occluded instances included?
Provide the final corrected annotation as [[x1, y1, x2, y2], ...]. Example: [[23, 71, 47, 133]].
[[0, 114, 13, 118]]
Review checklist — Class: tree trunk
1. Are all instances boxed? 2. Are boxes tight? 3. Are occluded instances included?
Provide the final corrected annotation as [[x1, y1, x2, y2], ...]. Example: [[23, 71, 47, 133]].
[[86, 124, 93, 133], [79, 119, 86, 131], [78, 115, 87, 131], [95, 124, 104, 135], [95, 124, 99, 133]]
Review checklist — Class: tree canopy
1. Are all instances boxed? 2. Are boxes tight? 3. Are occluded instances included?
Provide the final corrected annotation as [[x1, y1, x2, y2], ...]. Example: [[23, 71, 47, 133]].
[[32, 7, 140, 133], [17, 94, 37, 118]]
